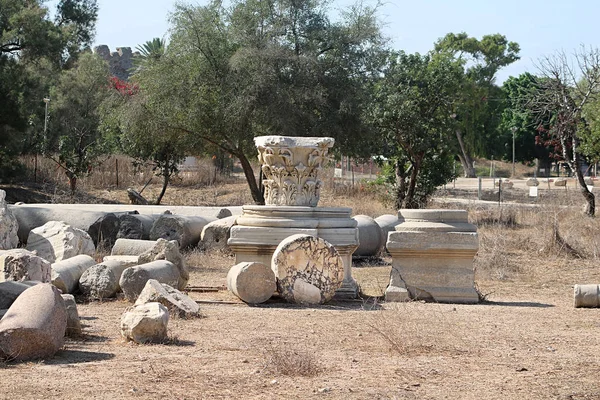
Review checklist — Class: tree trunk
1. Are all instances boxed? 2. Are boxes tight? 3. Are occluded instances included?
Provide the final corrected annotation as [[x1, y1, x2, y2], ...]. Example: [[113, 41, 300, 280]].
[[66, 171, 77, 194], [239, 153, 265, 205], [394, 159, 407, 210], [155, 164, 170, 205], [574, 152, 595, 216], [405, 155, 422, 208], [456, 129, 476, 178]]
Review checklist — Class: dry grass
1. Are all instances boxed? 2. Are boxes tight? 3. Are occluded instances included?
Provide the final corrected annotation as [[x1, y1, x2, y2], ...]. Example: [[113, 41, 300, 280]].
[[262, 345, 324, 377]]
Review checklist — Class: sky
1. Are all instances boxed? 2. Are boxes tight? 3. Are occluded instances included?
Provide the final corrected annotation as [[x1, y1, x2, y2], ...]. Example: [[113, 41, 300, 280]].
[[49, 0, 600, 83]]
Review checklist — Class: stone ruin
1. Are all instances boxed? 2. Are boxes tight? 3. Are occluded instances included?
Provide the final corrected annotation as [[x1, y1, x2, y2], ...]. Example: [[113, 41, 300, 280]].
[[94, 45, 138, 81]]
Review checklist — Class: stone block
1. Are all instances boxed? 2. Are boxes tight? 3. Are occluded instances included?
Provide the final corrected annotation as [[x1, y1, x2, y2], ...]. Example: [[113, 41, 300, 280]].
[[111, 238, 157, 256], [0, 249, 51, 283], [0, 190, 18, 250], [574, 284, 600, 308], [526, 178, 539, 187], [61, 294, 82, 336], [138, 239, 188, 290], [26, 221, 95, 263], [227, 262, 276, 304], [135, 279, 199, 318], [120, 302, 169, 344], [0, 283, 67, 361], [271, 234, 344, 305], [554, 178, 567, 187], [150, 215, 213, 249], [120, 260, 181, 302], [79, 259, 133, 299], [200, 215, 237, 251], [51, 254, 97, 294], [87, 213, 120, 250]]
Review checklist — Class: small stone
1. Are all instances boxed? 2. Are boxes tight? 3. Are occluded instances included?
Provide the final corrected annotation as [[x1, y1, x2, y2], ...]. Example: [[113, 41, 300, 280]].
[[120, 302, 169, 344], [61, 294, 82, 337], [134, 279, 200, 318]]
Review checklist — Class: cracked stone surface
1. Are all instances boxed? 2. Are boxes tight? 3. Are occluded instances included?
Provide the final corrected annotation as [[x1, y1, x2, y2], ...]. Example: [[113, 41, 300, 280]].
[[271, 234, 343, 305]]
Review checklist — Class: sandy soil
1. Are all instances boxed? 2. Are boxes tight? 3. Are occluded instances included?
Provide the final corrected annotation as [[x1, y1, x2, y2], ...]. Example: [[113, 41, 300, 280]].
[[2, 251, 600, 400]]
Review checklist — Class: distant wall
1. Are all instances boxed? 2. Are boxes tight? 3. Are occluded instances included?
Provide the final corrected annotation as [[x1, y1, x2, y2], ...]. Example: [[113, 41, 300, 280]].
[[93, 45, 138, 81]]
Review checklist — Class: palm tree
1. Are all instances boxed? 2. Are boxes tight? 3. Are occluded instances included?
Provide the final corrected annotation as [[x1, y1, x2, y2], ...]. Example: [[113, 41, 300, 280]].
[[132, 38, 165, 70]]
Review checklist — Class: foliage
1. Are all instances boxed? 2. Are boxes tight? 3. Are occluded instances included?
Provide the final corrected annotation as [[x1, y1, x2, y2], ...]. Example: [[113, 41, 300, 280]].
[[367, 51, 461, 208], [47, 52, 112, 192]]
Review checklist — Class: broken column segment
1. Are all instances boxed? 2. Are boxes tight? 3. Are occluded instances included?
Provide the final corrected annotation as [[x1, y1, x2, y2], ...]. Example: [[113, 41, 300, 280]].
[[0, 249, 51, 283], [119, 260, 182, 302], [26, 221, 95, 263], [227, 261, 276, 304], [51, 254, 97, 294], [79, 258, 138, 299], [385, 209, 479, 304], [150, 214, 214, 249]]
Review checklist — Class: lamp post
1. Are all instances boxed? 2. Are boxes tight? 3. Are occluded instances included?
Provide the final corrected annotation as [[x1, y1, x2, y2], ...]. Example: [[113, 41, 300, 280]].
[[511, 126, 517, 177]]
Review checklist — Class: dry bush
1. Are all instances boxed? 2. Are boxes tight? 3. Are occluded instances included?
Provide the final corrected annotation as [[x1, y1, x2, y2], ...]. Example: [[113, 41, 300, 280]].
[[183, 248, 235, 287], [262, 345, 323, 377]]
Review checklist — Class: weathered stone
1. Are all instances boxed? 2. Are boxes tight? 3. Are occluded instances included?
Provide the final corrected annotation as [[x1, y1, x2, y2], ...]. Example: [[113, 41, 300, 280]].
[[26, 221, 95, 263], [574, 284, 600, 308], [87, 213, 120, 250], [227, 262, 276, 304], [150, 215, 213, 249], [135, 279, 199, 318], [526, 178, 540, 187], [0, 249, 51, 283], [111, 238, 157, 256], [79, 259, 134, 299], [120, 260, 181, 302], [120, 302, 169, 344], [353, 215, 384, 257], [385, 209, 479, 304], [0, 283, 67, 361], [138, 239, 188, 290], [271, 234, 344, 305], [117, 213, 160, 240], [0, 190, 18, 250], [200, 215, 237, 251], [61, 294, 82, 336], [94, 45, 135, 81], [51, 254, 97, 294], [555, 178, 568, 187], [0, 281, 39, 309]]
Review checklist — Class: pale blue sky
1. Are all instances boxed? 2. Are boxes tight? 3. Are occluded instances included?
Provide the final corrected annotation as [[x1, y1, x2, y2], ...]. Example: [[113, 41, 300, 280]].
[[50, 0, 600, 83]]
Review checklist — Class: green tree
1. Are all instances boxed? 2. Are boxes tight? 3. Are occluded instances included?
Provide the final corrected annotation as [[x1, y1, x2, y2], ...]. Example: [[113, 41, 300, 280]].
[[367, 51, 463, 208], [435, 32, 520, 177], [47, 52, 111, 192], [124, 0, 385, 204]]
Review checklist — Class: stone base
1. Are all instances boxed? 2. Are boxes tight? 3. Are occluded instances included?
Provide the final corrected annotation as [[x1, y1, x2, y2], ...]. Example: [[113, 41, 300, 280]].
[[335, 278, 360, 299], [384, 285, 410, 302]]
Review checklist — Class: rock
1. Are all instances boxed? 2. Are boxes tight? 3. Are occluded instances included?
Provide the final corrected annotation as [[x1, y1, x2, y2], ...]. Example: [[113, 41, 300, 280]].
[[555, 178, 567, 187], [353, 215, 384, 257], [117, 214, 159, 240], [111, 238, 157, 256], [271, 234, 344, 305], [227, 262, 276, 304], [0, 190, 18, 250], [79, 259, 136, 299], [87, 213, 120, 250], [200, 216, 237, 251], [0, 283, 67, 361], [574, 284, 600, 308], [526, 178, 539, 187], [135, 279, 200, 318], [150, 215, 214, 249], [0, 249, 51, 283], [120, 302, 169, 344], [51, 254, 97, 294], [61, 294, 82, 336], [26, 221, 95, 263], [120, 260, 181, 302], [138, 239, 188, 290], [0, 281, 39, 309]]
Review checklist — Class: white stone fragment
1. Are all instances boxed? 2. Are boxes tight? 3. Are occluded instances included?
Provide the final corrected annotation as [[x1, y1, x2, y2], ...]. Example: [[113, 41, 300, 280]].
[[26, 221, 95, 263], [0, 190, 18, 250], [0, 249, 51, 283], [120, 302, 169, 344]]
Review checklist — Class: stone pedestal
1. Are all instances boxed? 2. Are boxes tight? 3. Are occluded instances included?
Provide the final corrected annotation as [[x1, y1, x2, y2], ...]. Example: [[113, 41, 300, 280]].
[[228, 206, 359, 298], [385, 209, 479, 304]]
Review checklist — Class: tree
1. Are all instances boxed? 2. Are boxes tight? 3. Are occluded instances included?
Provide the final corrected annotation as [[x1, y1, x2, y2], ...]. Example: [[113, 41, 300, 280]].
[[124, 0, 386, 204], [530, 47, 600, 216], [435, 33, 520, 177], [367, 51, 463, 208], [47, 52, 111, 192]]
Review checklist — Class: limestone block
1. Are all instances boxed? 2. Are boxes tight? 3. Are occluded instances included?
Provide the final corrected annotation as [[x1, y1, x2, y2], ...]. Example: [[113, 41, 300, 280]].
[[200, 215, 237, 251], [111, 238, 157, 256], [574, 284, 600, 308], [150, 215, 213, 249], [0, 249, 51, 283], [0, 283, 67, 361], [51, 254, 97, 294], [271, 234, 344, 305], [26, 221, 95, 263], [555, 178, 567, 187], [526, 178, 540, 187], [79, 259, 133, 299], [0, 281, 39, 309], [135, 279, 200, 318], [385, 209, 479, 304], [120, 302, 169, 344], [0, 190, 18, 250], [61, 294, 82, 336], [138, 239, 188, 290], [103, 255, 140, 265], [227, 262, 276, 304], [87, 213, 120, 249], [120, 260, 181, 302], [353, 215, 384, 257]]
